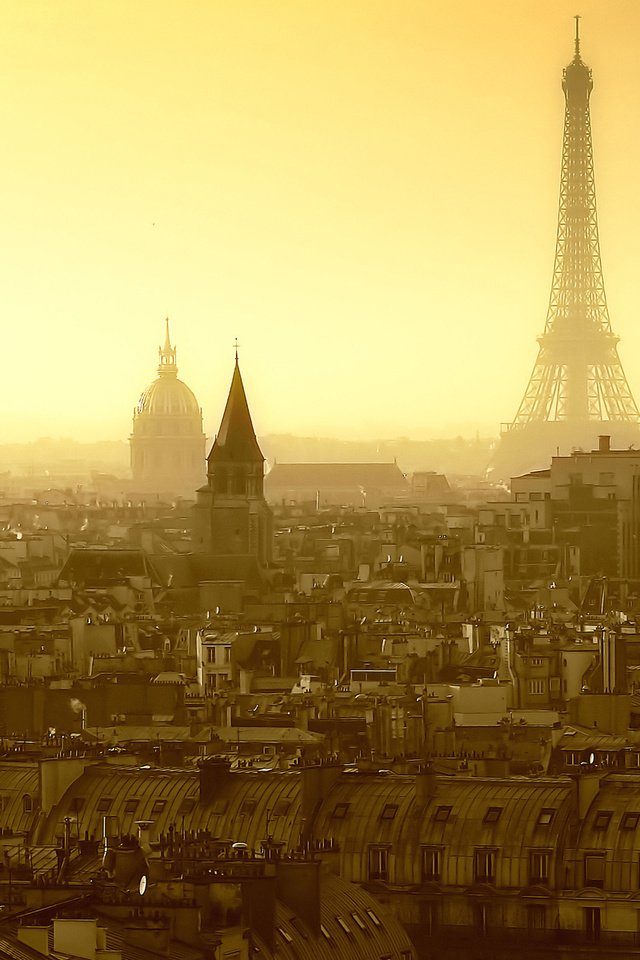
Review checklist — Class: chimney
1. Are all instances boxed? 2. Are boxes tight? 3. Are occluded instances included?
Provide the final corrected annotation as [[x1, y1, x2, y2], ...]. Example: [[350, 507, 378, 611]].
[[576, 770, 606, 819], [415, 761, 437, 805], [243, 875, 277, 951], [18, 926, 50, 956], [300, 762, 343, 837], [276, 859, 322, 936], [136, 820, 154, 855], [102, 815, 120, 870], [598, 435, 610, 453], [198, 757, 231, 804]]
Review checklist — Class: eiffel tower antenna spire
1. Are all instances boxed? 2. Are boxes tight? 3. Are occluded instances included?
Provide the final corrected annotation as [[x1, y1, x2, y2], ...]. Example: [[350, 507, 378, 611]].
[[494, 22, 640, 477]]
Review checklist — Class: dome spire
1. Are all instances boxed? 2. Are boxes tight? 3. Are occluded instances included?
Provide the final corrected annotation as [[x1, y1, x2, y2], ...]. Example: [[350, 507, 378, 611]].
[[158, 317, 177, 375]]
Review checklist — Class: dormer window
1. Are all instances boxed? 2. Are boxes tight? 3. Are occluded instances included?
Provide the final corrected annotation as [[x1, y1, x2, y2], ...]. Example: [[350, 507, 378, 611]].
[[594, 810, 613, 831], [483, 807, 503, 824]]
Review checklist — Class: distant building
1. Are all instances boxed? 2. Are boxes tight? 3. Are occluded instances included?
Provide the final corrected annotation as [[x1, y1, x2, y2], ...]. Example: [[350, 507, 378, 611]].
[[511, 435, 640, 579], [129, 319, 206, 498], [410, 470, 452, 501], [264, 461, 408, 508]]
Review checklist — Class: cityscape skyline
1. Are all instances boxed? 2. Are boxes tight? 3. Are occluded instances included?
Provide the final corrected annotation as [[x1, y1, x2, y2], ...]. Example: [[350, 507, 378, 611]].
[[4, 1, 640, 447]]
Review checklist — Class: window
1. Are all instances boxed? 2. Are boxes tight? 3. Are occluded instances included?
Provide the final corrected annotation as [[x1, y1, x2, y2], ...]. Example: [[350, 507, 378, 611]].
[[433, 805, 452, 822], [530, 657, 544, 666], [483, 806, 502, 824], [151, 799, 167, 815], [241, 798, 257, 816], [527, 904, 546, 933], [537, 808, 556, 826], [474, 849, 496, 883], [207, 647, 216, 663], [365, 909, 382, 927], [474, 902, 490, 935], [223, 646, 231, 664], [351, 912, 367, 932], [584, 853, 605, 888], [272, 799, 291, 817], [584, 906, 601, 942], [420, 901, 439, 933], [22, 795, 32, 814], [528, 679, 546, 695], [277, 928, 293, 944], [123, 798, 139, 814], [368, 846, 389, 882], [332, 802, 350, 819], [336, 916, 352, 936], [212, 799, 228, 815], [421, 846, 441, 881], [178, 797, 196, 815], [599, 472, 614, 485], [96, 797, 113, 812], [622, 812, 640, 830], [529, 851, 550, 884], [594, 810, 613, 830], [320, 924, 332, 940], [381, 803, 399, 820], [71, 797, 85, 813]]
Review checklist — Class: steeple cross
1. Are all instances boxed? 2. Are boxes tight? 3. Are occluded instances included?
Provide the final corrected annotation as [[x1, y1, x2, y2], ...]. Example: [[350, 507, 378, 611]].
[[233, 338, 240, 362]]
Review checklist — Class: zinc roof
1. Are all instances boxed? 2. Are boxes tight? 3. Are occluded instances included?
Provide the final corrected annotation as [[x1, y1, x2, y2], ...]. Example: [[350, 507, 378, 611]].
[[36, 764, 303, 851]]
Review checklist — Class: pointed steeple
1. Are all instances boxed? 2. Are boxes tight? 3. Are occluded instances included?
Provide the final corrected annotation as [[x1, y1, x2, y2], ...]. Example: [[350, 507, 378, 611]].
[[158, 317, 177, 375], [208, 357, 264, 463]]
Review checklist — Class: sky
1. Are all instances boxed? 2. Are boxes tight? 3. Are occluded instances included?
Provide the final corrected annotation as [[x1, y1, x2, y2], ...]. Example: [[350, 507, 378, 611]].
[[3, 0, 640, 444]]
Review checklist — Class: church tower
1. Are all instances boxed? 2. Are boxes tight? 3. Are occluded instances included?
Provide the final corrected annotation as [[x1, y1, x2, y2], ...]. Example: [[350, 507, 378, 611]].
[[193, 354, 272, 563]]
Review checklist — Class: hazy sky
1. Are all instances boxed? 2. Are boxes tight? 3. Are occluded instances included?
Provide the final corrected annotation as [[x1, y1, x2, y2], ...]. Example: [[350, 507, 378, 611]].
[[4, 0, 640, 444]]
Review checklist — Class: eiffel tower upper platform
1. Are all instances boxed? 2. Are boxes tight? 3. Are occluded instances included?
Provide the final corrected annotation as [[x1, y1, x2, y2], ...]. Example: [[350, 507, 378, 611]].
[[491, 20, 640, 481]]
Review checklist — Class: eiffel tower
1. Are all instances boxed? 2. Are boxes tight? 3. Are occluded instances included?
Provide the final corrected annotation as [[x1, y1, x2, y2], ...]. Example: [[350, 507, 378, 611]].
[[493, 20, 640, 479]]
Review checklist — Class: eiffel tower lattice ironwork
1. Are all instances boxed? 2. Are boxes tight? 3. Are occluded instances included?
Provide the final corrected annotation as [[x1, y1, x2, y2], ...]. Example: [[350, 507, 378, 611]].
[[504, 19, 640, 435]]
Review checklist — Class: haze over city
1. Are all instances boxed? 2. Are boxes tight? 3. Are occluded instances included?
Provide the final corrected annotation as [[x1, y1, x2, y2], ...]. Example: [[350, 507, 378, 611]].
[[4, 0, 640, 446]]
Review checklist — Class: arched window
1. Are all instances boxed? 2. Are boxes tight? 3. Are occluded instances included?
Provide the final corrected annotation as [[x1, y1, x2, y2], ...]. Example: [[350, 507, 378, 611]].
[[22, 794, 32, 813]]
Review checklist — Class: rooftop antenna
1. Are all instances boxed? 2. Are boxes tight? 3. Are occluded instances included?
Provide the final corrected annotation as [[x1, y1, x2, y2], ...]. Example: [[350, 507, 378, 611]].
[[574, 13, 581, 57], [233, 337, 240, 363]]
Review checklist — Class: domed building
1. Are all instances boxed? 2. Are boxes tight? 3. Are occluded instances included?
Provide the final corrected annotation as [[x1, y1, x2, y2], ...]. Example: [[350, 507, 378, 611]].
[[130, 320, 206, 498]]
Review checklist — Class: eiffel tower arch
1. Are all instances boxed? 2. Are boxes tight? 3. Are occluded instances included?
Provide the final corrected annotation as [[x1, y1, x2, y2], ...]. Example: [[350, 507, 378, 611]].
[[491, 21, 640, 480]]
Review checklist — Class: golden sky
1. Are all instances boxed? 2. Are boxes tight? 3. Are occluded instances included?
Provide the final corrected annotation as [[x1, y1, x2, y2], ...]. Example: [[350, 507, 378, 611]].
[[3, 0, 640, 443]]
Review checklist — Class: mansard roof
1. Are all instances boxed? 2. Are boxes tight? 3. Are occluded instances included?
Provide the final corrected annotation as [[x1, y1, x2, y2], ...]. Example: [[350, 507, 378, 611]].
[[207, 360, 264, 465], [36, 763, 303, 851]]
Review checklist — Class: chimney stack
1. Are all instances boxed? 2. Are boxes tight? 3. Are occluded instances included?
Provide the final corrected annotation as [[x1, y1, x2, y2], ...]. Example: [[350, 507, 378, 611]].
[[598, 435, 611, 453], [198, 757, 231, 804]]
